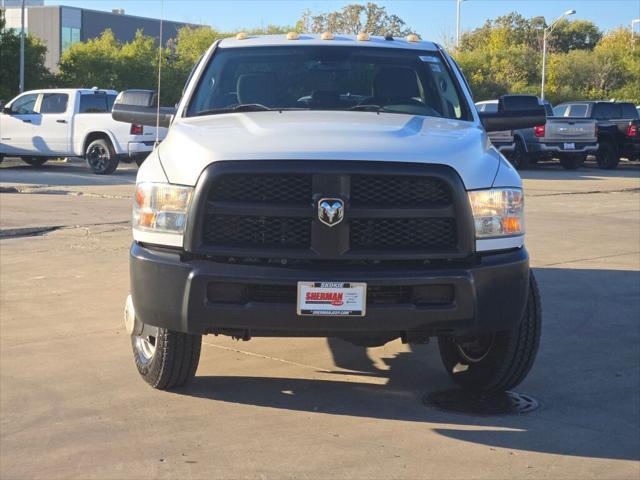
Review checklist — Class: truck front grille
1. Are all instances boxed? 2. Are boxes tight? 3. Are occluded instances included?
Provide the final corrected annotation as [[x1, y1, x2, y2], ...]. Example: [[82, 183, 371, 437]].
[[211, 174, 312, 205], [202, 216, 311, 248], [351, 175, 451, 207], [351, 218, 456, 249], [192, 161, 473, 261]]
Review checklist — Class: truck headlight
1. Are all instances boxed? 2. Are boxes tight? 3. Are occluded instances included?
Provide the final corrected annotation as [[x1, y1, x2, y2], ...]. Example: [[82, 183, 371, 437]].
[[468, 188, 524, 238], [133, 182, 193, 235]]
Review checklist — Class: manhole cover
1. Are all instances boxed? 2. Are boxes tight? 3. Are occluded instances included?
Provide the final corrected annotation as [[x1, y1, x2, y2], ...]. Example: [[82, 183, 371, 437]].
[[424, 389, 540, 415]]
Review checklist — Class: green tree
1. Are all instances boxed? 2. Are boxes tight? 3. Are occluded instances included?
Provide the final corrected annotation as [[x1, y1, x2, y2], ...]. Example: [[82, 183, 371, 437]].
[[0, 8, 52, 102], [57, 29, 122, 89], [297, 3, 415, 36]]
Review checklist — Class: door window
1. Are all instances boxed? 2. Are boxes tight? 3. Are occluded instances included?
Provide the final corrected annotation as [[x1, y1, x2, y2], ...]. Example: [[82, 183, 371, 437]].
[[40, 93, 69, 114], [9, 94, 38, 114], [79, 93, 118, 113], [593, 103, 621, 119], [621, 103, 639, 119]]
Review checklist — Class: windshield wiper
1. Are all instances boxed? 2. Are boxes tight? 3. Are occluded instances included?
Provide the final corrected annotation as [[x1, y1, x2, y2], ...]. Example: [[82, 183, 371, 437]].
[[194, 103, 272, 116]]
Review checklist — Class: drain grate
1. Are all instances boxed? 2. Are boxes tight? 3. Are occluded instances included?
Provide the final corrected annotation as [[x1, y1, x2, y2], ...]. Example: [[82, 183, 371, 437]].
[[424, 389, 540, 415]]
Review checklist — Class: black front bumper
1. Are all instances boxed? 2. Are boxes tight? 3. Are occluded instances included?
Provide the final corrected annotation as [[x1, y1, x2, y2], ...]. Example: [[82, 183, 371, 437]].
[[130, 243, 530, 338]]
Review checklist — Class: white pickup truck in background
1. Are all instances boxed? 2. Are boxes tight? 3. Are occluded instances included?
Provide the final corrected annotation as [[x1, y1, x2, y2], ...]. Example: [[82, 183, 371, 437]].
[[0, 88, 167, 174]]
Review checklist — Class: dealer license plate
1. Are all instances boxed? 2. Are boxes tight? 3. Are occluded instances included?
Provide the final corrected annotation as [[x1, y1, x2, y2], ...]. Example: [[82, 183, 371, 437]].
[[297, 282, 367, 316], [563, 143, 575, 150]]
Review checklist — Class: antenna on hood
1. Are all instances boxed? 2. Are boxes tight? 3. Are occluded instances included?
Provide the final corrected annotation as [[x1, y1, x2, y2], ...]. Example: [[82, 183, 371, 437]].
[[155, 0, 164, 146]]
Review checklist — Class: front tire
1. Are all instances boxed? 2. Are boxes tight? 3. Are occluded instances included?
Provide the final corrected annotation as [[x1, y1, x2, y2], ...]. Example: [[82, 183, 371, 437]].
[[21, 156, 47, 167], [438, 272, 541, 393], [132, 325, 202, 390], [596, 142, 619, 170], [85, 138, 119, 175]]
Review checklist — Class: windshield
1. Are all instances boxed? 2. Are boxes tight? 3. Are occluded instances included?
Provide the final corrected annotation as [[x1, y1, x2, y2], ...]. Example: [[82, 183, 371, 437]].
[[187, 46, 471, 120]]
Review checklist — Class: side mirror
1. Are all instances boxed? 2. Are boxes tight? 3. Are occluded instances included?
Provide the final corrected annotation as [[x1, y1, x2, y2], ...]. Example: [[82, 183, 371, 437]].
[[111, 90, 175, 128], [479, 94, 546, 132]]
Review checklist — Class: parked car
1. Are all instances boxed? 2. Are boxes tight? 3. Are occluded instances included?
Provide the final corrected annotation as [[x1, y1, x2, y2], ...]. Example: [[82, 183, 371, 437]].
[[512, 100, 598, 170], [554, 101, 640, 169], [475, 100, 515, 154], [477, 98, 598, 170], [113, 33, 546, 394], [0, 88, 167, 174]]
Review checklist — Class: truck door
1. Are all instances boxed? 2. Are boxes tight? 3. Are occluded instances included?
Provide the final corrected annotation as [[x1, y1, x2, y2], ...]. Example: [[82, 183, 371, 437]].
[[35, 93, 71, 155], [0, 93, 39, 155]]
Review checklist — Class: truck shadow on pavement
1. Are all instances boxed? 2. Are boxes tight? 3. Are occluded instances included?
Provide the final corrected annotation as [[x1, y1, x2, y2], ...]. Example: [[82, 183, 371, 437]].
[[181, 267, 640, 461]]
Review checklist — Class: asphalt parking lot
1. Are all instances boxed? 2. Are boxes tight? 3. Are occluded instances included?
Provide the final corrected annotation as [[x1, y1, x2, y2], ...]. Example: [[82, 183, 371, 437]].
[[1, 156, 639, 479]]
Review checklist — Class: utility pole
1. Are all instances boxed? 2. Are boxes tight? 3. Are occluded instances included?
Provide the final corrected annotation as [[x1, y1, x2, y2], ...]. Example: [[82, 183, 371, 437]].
[[19, 0, 26, 93], [541, 9, 576, 100]]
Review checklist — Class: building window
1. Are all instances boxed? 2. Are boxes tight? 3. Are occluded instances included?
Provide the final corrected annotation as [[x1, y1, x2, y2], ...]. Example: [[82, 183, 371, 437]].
[[61, 27, 81, 52]]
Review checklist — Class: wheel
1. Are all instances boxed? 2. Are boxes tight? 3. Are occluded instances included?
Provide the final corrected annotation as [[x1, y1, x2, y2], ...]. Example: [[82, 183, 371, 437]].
[[596, 142, 619, 170], [506, 139, 530, 170], [85, 138, 119, 175], [438, 271, 541, 393], [559, 155, 583, 170], [132, 323, 202, 390], [21, 156, 47, 167]]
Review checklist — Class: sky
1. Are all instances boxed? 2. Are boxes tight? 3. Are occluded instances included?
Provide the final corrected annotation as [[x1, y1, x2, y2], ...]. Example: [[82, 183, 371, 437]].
[[45, 0, 640, 43]]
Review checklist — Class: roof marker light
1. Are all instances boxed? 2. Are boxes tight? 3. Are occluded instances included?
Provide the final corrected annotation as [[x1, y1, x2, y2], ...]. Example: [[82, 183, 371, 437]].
[[406, 33, 419, 43], [287, 31, 300, 40], [321, 32, 334, 40], [357, 32, 370, 41], [235, 32, 248, 40]]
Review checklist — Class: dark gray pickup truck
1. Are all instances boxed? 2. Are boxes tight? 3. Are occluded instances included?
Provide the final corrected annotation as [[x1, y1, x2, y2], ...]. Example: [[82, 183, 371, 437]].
[[554, 101, 640, 169]]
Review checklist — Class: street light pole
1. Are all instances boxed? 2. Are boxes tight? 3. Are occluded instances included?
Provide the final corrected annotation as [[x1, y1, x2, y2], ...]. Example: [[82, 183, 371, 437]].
[[19, 0, 26, 93], [541, 9, 576, 100], [632, 19, 640, 35], [456, 0, 466, 48]]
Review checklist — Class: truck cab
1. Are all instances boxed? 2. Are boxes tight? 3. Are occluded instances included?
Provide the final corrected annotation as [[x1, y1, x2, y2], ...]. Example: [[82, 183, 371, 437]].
[[113, 33, 545, 394], [0, 88, 167, 174]]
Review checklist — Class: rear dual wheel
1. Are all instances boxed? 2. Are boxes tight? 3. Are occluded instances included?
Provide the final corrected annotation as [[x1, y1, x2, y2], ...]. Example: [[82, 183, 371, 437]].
[[438, 272, 541, 393]]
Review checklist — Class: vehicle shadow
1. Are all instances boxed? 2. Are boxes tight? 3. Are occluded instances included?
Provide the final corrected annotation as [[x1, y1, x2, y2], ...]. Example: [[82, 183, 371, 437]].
[[177, 267, 640, 461]]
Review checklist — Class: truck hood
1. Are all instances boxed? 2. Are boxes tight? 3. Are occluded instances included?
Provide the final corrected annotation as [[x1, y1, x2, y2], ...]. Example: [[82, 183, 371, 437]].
[[158, 111, 499, 189]]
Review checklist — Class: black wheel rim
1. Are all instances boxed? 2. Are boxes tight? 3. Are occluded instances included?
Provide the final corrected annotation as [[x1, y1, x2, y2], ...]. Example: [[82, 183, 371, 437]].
[[87, 144, 109, 171]]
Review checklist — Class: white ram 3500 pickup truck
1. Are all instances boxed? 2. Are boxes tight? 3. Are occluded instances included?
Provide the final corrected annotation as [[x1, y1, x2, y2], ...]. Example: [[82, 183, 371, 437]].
[[0, 88, 166, 174], [113, 34, 546, 393]]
